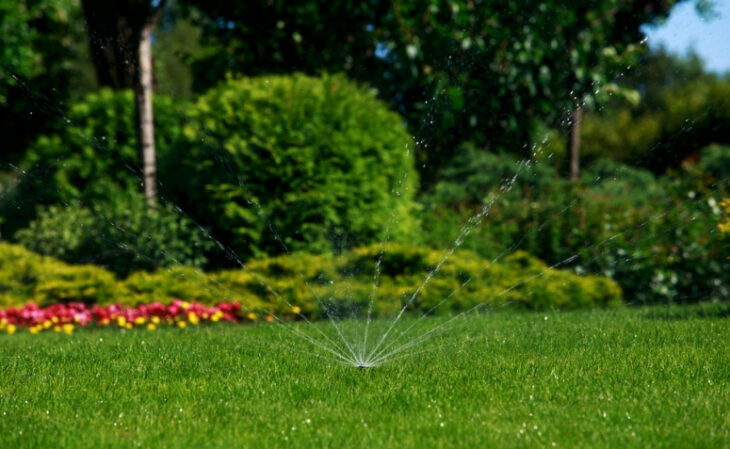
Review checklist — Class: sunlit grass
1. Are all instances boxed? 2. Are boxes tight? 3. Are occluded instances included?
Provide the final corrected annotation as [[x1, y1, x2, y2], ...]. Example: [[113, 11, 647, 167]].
[[1, 305, 728, 448]]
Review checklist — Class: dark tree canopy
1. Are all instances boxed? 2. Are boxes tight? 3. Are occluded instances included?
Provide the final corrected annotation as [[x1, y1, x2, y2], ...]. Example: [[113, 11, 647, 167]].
[[0, 0, 90, 166], [180, 0, 683, 184]]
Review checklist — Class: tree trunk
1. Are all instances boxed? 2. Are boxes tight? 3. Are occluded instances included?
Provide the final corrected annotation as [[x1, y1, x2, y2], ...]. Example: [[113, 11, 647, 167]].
[[81, 1, 165, 207], [136, 23, 157, 207], [569, 107, 582, 182]]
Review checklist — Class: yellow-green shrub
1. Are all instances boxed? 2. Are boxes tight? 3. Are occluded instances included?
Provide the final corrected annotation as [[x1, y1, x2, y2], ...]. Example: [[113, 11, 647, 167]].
[[0, 243, 119, 307], [0, 242, 623, 314], [122, 267, 270, 313]]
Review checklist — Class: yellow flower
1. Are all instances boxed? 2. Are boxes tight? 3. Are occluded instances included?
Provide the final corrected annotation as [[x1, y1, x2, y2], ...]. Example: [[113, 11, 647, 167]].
[[6, 324, 16, 335], [117, 316, 127, 327], [181, 301, 190, 310], [147, 323, 156, 331], [291, 306, 302, 315], [151, 316, 161, 324], [53, 325, 62, 333], [211, 311, 222, 322], [188, 312, 199, 325], [43, 320, 53, 329], [134, 317, 146, 325], [51, 316, 59, 324], [125, 323, 133, 330], [62, 324, 74, 335], [246, 312, 257, 321], [29, 326, 40, 335], [177, 321, 187, 329], [0, 318, 7, 328]]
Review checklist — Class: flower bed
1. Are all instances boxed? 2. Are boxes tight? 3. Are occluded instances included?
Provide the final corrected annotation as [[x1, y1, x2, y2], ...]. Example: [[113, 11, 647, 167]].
[[0, 300, 301, 335]]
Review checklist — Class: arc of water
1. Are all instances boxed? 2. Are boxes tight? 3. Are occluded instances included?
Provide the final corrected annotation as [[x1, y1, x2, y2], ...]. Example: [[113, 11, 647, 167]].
[[359, 211, 400, 359], [366, 207, 677, 365], [187, 140, 363, 362], [103, 203, 358, 362], [230, 175, 362, 362], [359, 164, 414, 362], [364, 154, 548, 361], [364, 200, 581, 362], [6, 117, 362, 364], [11, 163, 357, 362], [367, 255, 579, 365]]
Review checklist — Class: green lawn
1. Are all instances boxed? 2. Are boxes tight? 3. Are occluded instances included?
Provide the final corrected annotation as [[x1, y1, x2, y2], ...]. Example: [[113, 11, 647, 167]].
[[1, 306, 728, 448]]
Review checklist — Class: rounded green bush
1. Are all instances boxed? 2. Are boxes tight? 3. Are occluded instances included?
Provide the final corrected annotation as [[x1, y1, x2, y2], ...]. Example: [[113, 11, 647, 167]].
[[161, 73, 419, 262]]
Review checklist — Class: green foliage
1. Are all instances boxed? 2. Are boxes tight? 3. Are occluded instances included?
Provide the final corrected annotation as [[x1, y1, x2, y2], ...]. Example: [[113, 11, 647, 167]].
[[581, 158, 665, 206], [0, 243, 118, 307], [581, 109, 662, 165], [163, 74, 419, 261], [423, 144, 557, 209], [0, 0, 80, 101], [0, 0, 94, 166], [183, 0, 680, 179], [14, 195, 212, 278], [420, 158, 730, 305], [116, 244, 623, 315], [697, 145, 730, 188], [0, 88, 187, 235], [622, 48, 709, 114], [179, 0, 385, 93], [0, 242, 622, 313], [646, 77, 730, 170], [719, 198, 730, 259], [122, 266, 271, 312], [13, 205, 95, 261], [585, 50, 730, 173], [153, 14, 204, 100]]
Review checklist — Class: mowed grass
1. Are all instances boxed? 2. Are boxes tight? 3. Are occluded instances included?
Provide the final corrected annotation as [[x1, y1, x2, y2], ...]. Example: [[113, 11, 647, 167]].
[[1, 305, 728, 448]]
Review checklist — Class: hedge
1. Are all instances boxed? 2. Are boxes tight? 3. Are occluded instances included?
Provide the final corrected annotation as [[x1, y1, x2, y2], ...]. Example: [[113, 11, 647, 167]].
[[0, 243, 622, 315]]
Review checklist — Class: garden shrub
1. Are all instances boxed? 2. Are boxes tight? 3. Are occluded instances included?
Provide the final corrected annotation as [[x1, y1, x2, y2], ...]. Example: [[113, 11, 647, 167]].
[[581, 108, 661, 165], [423, 142, 557, 209], [205, 244, 623, 317], [0, 243, 119, 307], [0, 243, 622, 314], [418, 158, 730, 305], [14, 194, 212, 278], [0, 88, 187, 235], [161, 73, 419, 262], [582, 158, 665, 206], [697, 144, 730, 188]]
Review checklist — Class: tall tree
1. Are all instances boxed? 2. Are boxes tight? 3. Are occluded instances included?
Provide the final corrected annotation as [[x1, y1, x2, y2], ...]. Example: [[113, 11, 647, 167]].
[[181, 0, 684, 185], [81, 0, 165, 206]]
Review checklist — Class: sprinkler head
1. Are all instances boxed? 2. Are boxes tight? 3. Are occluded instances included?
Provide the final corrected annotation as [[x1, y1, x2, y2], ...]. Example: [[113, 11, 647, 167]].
[[354, 360, 375, 370]]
